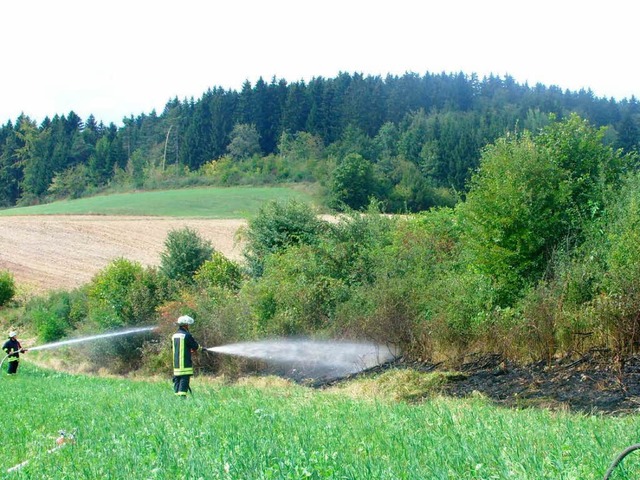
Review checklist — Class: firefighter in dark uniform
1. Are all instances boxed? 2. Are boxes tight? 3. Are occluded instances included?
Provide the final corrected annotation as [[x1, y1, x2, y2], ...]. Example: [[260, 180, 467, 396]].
[[3, 331, 27, 375], [172, 315, 199, 397]]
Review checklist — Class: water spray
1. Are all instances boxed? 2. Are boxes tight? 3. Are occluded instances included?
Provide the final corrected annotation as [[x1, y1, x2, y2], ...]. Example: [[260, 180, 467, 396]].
[[207, 338, 398, 382], [1, 326, 156, 375]]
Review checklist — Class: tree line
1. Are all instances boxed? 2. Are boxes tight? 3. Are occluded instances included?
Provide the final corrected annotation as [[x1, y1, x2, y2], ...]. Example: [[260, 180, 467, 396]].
[[1, 71, 639, 211]]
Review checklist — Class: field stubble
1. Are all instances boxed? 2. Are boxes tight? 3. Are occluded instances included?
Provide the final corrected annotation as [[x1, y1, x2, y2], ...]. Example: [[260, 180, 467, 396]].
[[0, 215, 247, 294]]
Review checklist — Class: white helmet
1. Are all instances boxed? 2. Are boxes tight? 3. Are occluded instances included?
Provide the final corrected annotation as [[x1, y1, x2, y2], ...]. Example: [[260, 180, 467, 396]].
[[176, 315, 195, 326], [9, 331, 17, 338]]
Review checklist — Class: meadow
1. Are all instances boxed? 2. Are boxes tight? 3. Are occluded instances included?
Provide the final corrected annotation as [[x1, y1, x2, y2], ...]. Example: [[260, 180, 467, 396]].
[[0, 186, 315, 218], [3, 362, 640, 479]]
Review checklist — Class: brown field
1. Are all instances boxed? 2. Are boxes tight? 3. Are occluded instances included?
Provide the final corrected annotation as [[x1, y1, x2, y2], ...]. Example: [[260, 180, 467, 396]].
[[0, 215, 247, 294]]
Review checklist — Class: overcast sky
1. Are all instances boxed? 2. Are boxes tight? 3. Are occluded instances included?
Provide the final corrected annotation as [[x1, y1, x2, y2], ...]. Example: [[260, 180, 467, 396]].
[[1, 0, 638, 127]]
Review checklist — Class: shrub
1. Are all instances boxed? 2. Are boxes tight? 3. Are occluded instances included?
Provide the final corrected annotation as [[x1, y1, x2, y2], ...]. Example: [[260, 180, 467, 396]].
[[329, 153, 379, 211], [28, 303, 68, 343], [0, 270, 16, 306], [247, 246, 349, 336], [88, 258, 163, 328], [24, 289, 88, 343], [194, 252, 243, 291], [160, 227, 214, 284], [242, 199, 325, 277]]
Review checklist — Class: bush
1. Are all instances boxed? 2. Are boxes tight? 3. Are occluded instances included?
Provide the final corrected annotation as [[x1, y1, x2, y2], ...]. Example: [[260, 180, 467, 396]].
[[88, 258, 163, 328], [160, 227, 214, 284], [247, 246, 349, 336], [0, 270, 16, 306], [242, 199, 325, 277], [24, 289, 88, 343], [194, 252, 243, 291]]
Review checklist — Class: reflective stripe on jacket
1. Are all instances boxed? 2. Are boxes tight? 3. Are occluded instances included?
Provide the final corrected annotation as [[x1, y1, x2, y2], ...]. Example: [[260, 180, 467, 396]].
[[172, 327, 198, 376], [2, 338, 21, 362]]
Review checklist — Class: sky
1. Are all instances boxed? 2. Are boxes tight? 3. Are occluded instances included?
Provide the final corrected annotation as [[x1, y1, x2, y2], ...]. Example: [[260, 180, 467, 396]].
[[1, 0, 638, 127]]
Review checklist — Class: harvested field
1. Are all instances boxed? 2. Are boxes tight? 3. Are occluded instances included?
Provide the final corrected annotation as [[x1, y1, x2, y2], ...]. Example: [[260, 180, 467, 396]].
[[0, 215, 247, 294]]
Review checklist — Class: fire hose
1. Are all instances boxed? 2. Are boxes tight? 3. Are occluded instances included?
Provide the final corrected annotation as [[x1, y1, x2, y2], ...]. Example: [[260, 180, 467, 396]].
[[0, 349, 27, 373], [6, 430, 76, 473], [1, 326, 156, 377], [603, 443, 640, 480]]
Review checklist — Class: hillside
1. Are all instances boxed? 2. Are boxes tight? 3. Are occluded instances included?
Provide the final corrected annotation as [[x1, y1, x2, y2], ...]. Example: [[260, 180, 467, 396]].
[[0, 215, 246, 293]]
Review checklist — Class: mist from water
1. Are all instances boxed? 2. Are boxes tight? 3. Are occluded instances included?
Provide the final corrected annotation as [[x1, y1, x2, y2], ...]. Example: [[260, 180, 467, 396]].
[[28, 326, 156, 352], [208, 338, 398, 381]]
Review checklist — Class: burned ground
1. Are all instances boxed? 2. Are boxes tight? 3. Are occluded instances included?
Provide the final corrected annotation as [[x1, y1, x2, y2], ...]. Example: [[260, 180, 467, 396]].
[[318, 350, 640, 415], [440, 352, 640, 415], [409, 351, 640, 415]]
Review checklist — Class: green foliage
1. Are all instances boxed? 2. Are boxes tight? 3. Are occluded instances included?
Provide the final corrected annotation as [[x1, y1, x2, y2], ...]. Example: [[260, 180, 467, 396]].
[[47, 164, 91, 199], [127, 150, 147, 188], [88, 258, 162, 328], [227, 123, 262, 160], [194, 252, 243, 291], [460, 133, 571, 305], [329, 153, 379, 210], [0, 270, 16, 306], [277, 131, 325, 164], [159, 227, 214, 284], [242, 199, 325, 277], [332, 209, 465, 358], [244, 207, 398, 338], [536, 113, 631, 226], [24, 289, 87, 342], [247, 245, 349, 336], [319, 204, 396, 286], [586, 173, 640, 355], [460, 116, 633, 308]]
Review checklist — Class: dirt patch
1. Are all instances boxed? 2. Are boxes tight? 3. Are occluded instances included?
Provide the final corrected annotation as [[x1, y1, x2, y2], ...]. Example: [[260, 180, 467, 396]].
[[0, 215, 247, 294]]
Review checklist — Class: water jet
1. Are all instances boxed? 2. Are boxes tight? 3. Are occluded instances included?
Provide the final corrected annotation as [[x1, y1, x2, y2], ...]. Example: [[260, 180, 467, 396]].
[[208, 338, 398, 382], [1, 326, 156, 374]]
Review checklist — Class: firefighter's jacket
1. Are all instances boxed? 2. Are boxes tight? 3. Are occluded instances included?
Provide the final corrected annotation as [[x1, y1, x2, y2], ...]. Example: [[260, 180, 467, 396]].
[[2, 338, 22, 363], [172, 327, 199, 376]]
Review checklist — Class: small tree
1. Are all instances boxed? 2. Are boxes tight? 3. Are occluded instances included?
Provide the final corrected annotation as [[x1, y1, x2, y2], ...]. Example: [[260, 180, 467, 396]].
[[227, 123, 262, 160], [0, 270, 16, 306], [329, 153, 379, 211], [160, 227, 214, 284]]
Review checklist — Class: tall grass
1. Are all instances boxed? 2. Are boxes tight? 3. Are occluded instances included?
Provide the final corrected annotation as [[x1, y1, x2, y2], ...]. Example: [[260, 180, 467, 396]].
[[0, 186, 315, 218], [3, 363, 640, 479]]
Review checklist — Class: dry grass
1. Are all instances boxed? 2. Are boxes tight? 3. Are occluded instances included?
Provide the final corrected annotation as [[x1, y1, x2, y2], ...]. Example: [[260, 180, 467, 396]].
[[326, 368, 460, 402]]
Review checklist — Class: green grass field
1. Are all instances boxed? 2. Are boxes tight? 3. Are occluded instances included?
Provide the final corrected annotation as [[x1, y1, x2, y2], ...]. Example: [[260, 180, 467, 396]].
[[3, 362, 640, 479], [0, 186, 315, 218]]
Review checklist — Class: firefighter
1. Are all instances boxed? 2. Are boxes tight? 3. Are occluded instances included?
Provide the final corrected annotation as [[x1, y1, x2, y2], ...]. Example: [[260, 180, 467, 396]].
[[172, 315, 199, 397], [3, 331, 27, 375]]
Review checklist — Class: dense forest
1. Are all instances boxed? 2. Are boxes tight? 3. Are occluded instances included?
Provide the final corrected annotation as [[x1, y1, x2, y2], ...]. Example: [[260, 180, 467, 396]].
[[1, 71, 639, 211]]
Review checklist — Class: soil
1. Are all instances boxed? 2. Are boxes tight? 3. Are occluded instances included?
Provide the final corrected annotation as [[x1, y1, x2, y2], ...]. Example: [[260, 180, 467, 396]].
[[0, 215, 247, 294]]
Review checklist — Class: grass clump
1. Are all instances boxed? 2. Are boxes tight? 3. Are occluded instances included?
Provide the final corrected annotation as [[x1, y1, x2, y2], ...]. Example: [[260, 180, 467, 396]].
[[328, 368, 464, 402]]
